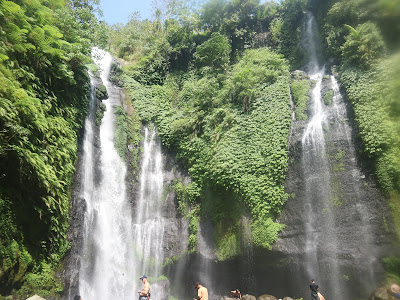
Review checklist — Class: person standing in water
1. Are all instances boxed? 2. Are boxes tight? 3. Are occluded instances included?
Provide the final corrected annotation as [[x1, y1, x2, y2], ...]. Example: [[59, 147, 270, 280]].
[[138, 275, 150, 300], [194, 282, 208, 300], [310, 279, 319, 300]]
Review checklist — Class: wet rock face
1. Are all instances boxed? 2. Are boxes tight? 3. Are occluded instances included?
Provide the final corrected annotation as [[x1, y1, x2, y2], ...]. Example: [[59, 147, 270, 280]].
[[61, 78, 102, 299], [159, 148, 190, 259], [369, 286, 391, 300], [277, 71, 396, 300]]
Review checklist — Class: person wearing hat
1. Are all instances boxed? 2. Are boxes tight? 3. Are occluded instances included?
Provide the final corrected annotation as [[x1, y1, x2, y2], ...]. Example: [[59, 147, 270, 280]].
[[194, 282, 208, 300], [138, 275, 150, 300]]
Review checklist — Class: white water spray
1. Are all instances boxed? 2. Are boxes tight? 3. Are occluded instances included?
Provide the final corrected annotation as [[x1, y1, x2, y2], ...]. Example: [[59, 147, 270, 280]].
[[301, 12, 341, 299], [79, 48, 136, 300], [132, 126, 166, 298]]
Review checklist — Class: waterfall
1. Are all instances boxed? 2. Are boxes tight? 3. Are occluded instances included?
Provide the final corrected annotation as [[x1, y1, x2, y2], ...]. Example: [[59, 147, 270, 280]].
[[76, 48, 167, 299], [300, 12, 341, 300], [132, 126, 166, 299], [79, 48, 136, 299], [241, 216, 256, 295], [330, 75, 377, 289], [295, 12, 385, 299]]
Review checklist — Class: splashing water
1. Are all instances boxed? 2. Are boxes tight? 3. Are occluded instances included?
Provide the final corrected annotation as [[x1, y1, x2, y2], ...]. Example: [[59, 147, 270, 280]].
[[300, 12, 341, 299], [78, 48, 167, 299], [79, 48, 136, 299]]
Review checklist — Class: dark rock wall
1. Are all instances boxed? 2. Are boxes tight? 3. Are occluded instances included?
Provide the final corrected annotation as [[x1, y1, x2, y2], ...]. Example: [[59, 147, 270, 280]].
[[276, 69, 397, 299], [61, 77, 103, 299], [63, 64, 398, 300]]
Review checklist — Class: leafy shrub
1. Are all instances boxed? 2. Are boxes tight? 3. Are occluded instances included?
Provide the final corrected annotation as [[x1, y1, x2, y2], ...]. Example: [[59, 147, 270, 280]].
[[0, 0, 100, 295], [227, 48, 288, 112], [193, 32, 231, 73], [96, 84, 108, 100], [341, 22, 386, 68], [126, 38, 172, 85], [95, 101, 107, 126], [323, 90, 333, 105], [251, 216, 285, 249], [124, 47, 292, 250], [340, 52, 400, 194], [291, 79, 310, 120], [109, 62, 123, 87]]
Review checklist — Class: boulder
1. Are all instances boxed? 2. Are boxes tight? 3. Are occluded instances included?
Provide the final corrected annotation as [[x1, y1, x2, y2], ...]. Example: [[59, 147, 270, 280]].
[[391, 284, 400, 294], [257, 295, 278, 300], [242, 294, 257, 300], [283, 297, 294, 300], [26, 296, 46, 300], [369, 286, 391, 300]]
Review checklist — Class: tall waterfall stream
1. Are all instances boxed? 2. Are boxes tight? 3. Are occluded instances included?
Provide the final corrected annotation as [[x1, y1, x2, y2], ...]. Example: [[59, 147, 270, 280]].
[[77, 49, 166, 299], [278, 12, 391, 300]]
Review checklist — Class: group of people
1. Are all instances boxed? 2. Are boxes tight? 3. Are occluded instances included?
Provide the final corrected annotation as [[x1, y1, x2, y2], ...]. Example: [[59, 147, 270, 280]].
[[73, 278, 322, 300], [195, 280, 323, 300]]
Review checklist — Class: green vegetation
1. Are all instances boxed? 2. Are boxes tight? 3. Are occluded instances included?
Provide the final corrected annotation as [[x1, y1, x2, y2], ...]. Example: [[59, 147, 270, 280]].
[[340, 56, 400, 194], [109, 61, 124, 86], [317, 0, 400, 282], [389, 192, 400, 241], [96, 84, 108, 100], [383, 256, 400, 283], [291, 79, 310, 120], [173, 179, 201, 251], [2, 0, 400, 296], [110, 0, 294, 251], [95, 101, 107, 126], [323, 90, 333, 106], [0, 0, 106, 297], [323, 0, 400, 193], [119, 37, 292, 250], [109, 0, 400, 256]]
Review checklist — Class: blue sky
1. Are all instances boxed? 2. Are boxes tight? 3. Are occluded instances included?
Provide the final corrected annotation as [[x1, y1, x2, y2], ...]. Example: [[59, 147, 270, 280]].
[[99, 0, 153, 25], [99, 0, 280, 25]]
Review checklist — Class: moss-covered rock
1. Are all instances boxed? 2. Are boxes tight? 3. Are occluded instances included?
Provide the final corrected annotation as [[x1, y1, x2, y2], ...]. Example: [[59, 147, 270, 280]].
[[96, 84, 108, 100]]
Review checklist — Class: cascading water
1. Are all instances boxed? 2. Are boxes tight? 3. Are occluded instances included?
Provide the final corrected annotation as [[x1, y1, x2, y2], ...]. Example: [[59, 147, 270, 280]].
[[300, 12, 341, 299], [330, 74, 377, 289], [79, 48, 136, 299], [132, 126, 166, 298], [240, 216, 256, 295], [294, 12, 387, 299], [77, 48, 167, 300]]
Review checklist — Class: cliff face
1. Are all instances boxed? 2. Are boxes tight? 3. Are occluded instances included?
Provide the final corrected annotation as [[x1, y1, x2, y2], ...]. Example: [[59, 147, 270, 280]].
[[163, 70, 398, 300], [62, 73, 190, 299], [62, 62, 397, 300], [277, 69, 396, 299], [61, 75, 103, 299]]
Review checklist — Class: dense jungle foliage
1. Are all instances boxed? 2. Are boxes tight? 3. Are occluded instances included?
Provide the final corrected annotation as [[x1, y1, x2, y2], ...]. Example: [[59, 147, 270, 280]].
[[111, 0, 296, 257], [108, 0, 400, 260], [0, 0, 106, 297], [1, 0, 400, 296]]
